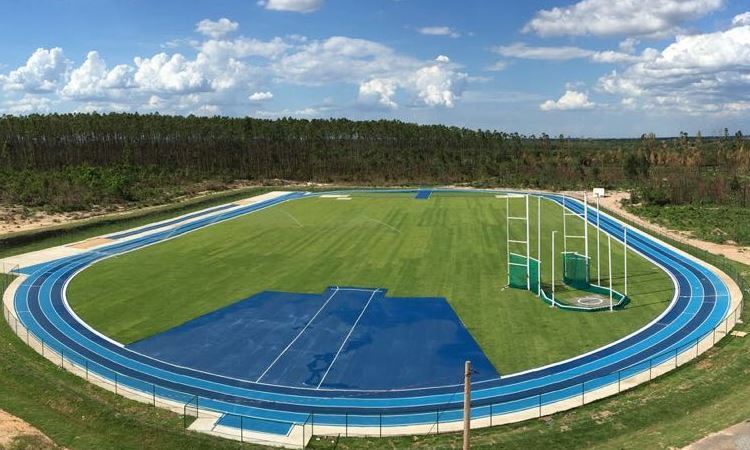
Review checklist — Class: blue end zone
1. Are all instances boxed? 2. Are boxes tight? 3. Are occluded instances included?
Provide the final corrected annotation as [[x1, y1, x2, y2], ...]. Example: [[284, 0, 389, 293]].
[[127, 287, 499, 391], [415, 190, 432, 200]]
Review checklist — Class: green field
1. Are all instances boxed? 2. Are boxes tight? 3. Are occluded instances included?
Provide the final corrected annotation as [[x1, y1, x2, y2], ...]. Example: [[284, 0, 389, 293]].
[[68, 192, 673, 374]]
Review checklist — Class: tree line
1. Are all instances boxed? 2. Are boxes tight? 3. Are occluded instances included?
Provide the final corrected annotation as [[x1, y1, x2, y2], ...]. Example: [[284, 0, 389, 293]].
[[0, 113, 747, 211]]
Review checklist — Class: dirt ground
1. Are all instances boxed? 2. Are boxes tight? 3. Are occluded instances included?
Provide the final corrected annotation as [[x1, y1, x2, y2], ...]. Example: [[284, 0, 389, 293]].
[[596, 192, 750, 266], [0, 409, 58, 449]]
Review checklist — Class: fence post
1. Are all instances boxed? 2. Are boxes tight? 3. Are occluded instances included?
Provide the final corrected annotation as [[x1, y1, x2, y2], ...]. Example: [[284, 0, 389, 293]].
[[152, 384, 156, 406], [311, 412, 314, 437], [490, 403, 493, 427], [538, 394, 542, 417], [649, 358, 653, 380], [618, 370, 621, 392], [581, 382, 585, 405], [379, 413, 382, 438], [115, 373, 118, 395], [345, 412, 348, 438], [240, 416, 244, 443], [85, 360, 88, 380], [436, 410, 439, 434], [41, 339, 44, 356], [60, 348, 64, 368]]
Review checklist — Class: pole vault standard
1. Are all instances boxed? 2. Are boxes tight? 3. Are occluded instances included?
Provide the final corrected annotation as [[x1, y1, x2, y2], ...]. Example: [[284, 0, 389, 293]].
[[584, 192, 589, 259]]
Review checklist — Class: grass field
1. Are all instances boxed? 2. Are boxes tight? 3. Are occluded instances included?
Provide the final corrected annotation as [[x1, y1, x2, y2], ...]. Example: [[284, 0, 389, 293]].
[[67, 192, 673, 374]]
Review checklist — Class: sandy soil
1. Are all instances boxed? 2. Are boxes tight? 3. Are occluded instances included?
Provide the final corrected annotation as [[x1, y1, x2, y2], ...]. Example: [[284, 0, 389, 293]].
[[0, 180, 332, 236], [683, 420, 750, 450], [597, 192, 750, 266], [0, 409, 58, 448]]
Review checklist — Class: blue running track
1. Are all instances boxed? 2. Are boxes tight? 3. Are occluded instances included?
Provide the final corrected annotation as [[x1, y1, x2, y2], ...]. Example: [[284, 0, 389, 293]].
[[9, 189, 734, 437]]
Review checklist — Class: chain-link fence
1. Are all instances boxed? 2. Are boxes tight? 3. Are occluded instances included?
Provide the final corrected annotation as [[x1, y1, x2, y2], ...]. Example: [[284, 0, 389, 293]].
[[1, 222, 746, 448]]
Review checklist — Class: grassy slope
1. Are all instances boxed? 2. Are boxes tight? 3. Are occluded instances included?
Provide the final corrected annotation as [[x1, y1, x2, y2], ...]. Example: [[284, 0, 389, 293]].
[[0, 186, 275, 259], [68, 193, 671, 374], [626, 203, 750, 246]]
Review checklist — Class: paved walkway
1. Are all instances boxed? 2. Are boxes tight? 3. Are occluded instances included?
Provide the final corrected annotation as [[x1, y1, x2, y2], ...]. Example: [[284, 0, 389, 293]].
[[684, 420, 750, 450]]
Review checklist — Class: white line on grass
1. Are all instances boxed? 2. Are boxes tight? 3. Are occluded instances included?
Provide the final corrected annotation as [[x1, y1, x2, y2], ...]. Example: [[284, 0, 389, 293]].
[[255, 286, 341, 383], [363, 216, 400, 234], [279, 210, 304, 228], [316, 288, 379, 389]]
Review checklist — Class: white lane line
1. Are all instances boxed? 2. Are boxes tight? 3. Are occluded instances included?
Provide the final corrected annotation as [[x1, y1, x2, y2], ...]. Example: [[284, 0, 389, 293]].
[[316, 289, 379, 389], [255, 287, 341, 383]]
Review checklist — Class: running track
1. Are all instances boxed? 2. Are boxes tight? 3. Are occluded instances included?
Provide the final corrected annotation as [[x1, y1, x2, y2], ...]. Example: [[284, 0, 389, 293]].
[[7, 190, 735, 436]]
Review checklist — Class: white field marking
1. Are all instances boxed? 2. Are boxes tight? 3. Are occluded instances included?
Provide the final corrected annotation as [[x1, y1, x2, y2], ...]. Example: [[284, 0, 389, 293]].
[[320, 194, 350, 199], [255, 287, 341, 383], [362, 216, 401, 234], [337, 198, 352, 201], [278, 210, 304, 228], [316, 289, 380, 389]]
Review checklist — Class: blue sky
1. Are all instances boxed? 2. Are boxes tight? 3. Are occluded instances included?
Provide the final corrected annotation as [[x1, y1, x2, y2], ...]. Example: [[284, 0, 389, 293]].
[[1, 0, 748, 137]]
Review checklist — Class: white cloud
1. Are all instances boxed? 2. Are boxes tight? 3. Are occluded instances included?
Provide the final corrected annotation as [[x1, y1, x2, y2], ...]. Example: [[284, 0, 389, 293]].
[[133, 53, 211, 94], [358, 78, 398, 109], [410, 63, 466, 108], [249, 91, 274, 102], [597, 24, 750, 114], [417, 26, 461, 38], [62, 51, 133, 100], [732, 12, 750, 27], [523, 0, 723, 38], [2, 95, 54, 114], [200, 37, 290, 61], [486, 61, 509, 72], [494, 42, 649, 63], [195, 18, 239, 39], [0, 47, 70, 93], [540, 90, 595, 111], [258, 0, 323, 13]]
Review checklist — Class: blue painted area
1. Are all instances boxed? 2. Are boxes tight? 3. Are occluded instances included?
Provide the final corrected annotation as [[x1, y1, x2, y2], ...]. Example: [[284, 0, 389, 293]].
[[217, 414, 293, 436], [128, 291, 328, 382], [128, 287, 499, 391], [415, 190, 432, 200]]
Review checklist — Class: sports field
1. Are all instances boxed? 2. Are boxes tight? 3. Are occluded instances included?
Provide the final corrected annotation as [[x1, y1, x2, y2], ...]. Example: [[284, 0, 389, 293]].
[[67, 192, 673, 374]]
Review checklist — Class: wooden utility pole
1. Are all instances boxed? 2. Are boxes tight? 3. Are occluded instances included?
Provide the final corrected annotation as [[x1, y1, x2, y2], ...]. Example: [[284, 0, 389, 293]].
[[463, 360, 472, 450]]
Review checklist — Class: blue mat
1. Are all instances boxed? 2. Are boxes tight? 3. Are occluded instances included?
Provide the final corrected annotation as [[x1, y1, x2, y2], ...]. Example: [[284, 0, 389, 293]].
[[128, 287, 499, 391], [415, 190, 432, 200]]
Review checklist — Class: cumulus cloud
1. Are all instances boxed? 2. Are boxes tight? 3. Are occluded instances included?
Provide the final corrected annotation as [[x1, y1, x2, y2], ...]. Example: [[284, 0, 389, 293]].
[[249, 91, 274, 102], [358, 78, 398, 109], [62, 51, 133, 100], [258, 0, 323, 13], [0, 47, 70, 93], [195, 18, 239, 39], [417, 26, 461, 38], [523, 0, 723, 38], [597, 24, 750, 114], [540, 90, 595, 111], [133, 53, 211, 94]]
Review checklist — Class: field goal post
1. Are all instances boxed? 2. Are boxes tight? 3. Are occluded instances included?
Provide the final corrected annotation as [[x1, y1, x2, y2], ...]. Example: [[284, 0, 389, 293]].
[[506, 193, 541, 295]]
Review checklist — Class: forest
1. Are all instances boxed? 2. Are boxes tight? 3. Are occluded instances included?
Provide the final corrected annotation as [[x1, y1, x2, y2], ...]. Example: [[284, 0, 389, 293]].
[[0, 113, 747, 211]]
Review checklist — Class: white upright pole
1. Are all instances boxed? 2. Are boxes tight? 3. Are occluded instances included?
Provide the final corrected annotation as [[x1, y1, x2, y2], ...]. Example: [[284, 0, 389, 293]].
[[526, 195, 531, 291], [584, 192, 589, 259], [624, 226, 629, 296], [551, 231, 556, 308], [562, 196, 567, 278], [537, 195, 541, 297], [506, 195, 510, 286], [608, 234, 613, 312], [596, 195, 601, 285]]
